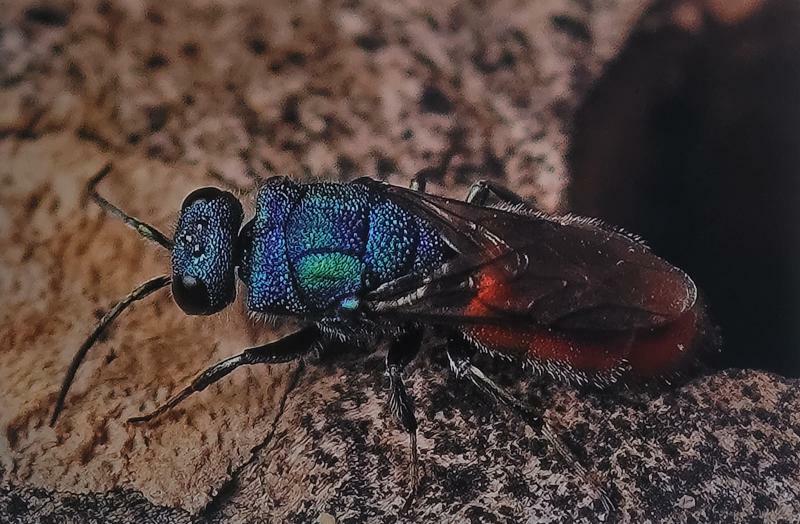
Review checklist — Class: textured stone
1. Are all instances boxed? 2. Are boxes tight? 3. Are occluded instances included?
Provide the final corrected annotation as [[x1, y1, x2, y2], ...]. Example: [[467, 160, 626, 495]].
[[2, 1, 797, 523]]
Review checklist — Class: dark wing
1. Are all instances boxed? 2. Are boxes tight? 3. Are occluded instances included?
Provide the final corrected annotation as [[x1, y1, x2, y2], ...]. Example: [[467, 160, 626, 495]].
[[361, 181, 697, 332]]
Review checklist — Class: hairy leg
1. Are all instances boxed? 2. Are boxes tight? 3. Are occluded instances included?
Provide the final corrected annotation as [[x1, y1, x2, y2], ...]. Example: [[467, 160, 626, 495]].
[[385, 327, 424, 497], [446, 337, 614, 514]]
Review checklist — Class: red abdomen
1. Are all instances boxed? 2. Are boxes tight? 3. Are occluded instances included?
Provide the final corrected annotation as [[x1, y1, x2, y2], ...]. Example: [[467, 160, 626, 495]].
[[463, 266, 700, 380]]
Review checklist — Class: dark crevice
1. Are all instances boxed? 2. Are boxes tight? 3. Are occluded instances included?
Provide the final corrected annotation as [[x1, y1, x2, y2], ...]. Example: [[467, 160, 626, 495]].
[[568, 0, 800, 376]]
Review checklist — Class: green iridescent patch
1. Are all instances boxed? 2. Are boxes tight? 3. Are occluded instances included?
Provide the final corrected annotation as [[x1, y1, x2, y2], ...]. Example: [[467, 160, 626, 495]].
[[294, 252, 364, 308]]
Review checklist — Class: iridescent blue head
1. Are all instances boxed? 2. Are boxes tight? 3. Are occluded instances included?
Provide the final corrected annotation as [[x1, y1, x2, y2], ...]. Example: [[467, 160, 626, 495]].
[[172, 187, 244, 315]]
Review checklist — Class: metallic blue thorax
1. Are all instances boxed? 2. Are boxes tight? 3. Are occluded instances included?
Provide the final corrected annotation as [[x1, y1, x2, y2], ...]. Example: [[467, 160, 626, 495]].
[[238, 178, 448, 316]]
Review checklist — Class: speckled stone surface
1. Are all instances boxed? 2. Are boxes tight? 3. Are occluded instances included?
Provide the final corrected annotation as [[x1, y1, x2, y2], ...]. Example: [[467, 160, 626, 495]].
[[2, 1, 798, 523], [1, 0, 654, 210]]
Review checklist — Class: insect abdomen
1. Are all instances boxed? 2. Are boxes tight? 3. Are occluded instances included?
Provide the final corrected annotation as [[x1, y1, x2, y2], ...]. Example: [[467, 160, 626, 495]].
[[464, 265, 700, 383]]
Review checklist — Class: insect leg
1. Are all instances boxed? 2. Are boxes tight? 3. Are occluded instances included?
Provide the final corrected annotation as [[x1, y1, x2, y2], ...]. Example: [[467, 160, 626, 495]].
[[409, 175, 426, 193], [446, 339, 615, 514], [87, 163, 174, 250], [445, 342, 540, 425], [51, 275, 172, 425], [465, 180, 530, 208], [385, 327, 423, 495], [127, 325, 321, 424], [409, 134, 460, 193]]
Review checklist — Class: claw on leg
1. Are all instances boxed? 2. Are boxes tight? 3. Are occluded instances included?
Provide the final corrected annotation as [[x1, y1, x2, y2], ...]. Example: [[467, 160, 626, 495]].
[[127, 388, 192, 424], [401, 430, 421, 512]]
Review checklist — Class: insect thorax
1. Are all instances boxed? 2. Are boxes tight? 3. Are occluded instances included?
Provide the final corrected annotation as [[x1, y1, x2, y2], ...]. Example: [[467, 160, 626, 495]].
[[237, 177, 447, 319]]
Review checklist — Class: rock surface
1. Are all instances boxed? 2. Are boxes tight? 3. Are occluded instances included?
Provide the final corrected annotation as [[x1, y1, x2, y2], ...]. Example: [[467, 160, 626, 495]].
[[1, 1, 798, 523]]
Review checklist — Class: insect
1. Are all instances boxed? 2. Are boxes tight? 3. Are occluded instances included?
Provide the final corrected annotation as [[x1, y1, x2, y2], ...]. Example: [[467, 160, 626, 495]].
[[51, 163, 701, 510]]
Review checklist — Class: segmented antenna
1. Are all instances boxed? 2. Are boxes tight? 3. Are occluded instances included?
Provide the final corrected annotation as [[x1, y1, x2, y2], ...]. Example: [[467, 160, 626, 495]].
[[51, 163, 177, 424], [50, 275, 171, 425], [88, 163, 174, 250]]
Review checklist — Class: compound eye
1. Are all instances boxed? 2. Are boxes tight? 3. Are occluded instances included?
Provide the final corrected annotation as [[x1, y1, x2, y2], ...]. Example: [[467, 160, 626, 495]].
[[172, 274, 213, 315], [181, 187, 229, 211]]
